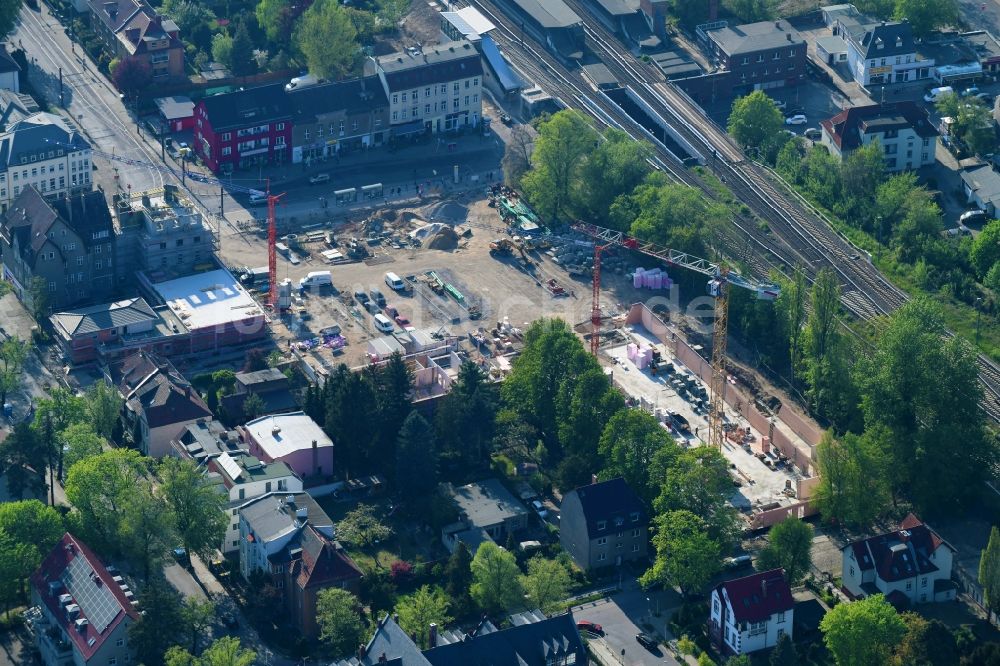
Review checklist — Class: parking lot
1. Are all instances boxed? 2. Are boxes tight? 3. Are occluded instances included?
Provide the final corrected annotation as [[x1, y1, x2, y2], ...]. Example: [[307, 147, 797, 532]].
[[573, 588, 683, 666]]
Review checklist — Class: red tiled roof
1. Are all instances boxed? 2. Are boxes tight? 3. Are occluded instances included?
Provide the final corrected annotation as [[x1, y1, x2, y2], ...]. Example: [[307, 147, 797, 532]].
[[30, 533, 139, 661], [295, 526, 363, 590], [716, 568, 793, 624], [820, 101, 938, 152], [845, 515, 951, 583]]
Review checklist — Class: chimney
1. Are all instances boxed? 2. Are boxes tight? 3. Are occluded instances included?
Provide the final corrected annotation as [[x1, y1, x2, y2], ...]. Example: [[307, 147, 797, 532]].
[[429, 622, 438, 647], [312, 439, 318, 475], [392, 613, 399, 623], [379, 654, 388, 664], [357, 644, 367, 660], [591, 473, 598, 484], [787, 33, 792, 42], [775, 21, 781, 29]]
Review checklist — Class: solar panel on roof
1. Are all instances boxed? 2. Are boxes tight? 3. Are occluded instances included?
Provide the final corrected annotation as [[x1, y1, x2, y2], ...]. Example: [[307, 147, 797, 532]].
[[63, 555, 122, 634], [217, 452, 243, 481]]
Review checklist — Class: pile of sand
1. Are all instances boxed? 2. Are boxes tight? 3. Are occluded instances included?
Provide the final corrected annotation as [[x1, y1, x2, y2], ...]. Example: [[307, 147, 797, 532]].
[[428, 200, 468, 222], [408, 221, 442, 240], [427, 226, 459, 250]]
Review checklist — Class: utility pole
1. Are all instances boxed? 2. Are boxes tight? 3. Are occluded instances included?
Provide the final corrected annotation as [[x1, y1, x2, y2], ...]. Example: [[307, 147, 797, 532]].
[[58, 67, 63, 107], [976, 297, 983, 345], [219, 184, 224, 216]]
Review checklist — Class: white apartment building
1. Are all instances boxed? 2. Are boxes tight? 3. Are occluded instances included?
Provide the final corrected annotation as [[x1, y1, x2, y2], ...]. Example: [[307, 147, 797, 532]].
[[374, 40, 484, 137], [0, 112, 91, 212], [820, 101, 938, 171], [710, 569, 795, 657]]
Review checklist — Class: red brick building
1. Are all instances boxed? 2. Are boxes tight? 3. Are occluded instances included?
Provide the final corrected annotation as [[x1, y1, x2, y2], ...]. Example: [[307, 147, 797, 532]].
[[193, 84, 293, 175], [704, 20, 806, 96]]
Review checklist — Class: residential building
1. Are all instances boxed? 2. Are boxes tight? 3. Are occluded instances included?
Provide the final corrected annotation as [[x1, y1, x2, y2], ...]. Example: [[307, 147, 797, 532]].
[[28, 533, 138, 666], [820, 101, 938, 170], [441, 478, 529, 543], [841, 513, 958, 606], [87, 0, 184, 80], [335, 611, 587, 666], [288, 76, 389, 164], [239, 411, 334, 479], [114, 184, 212, 278], [108, 350, 212, 457], [0, 187, 114, 312], [207, 451, 302, 553], [374, 41, 484, 136], [0, 46, 20, 93], [0, 90, 40, 131], [170, 418, 244, 463], [193, 83, 292, 174], [710, 568, 794, 657], [238, 492, 363, 637], [842, 19, 930, 85], [0, 112, 92, 212], [961, 162, 1000, 216], [50, 297, 160, 364], [218, 368, 298, 425], [559, 477, 648, 571], [704, 20, 807, 95], [153, 95, 195, 132]]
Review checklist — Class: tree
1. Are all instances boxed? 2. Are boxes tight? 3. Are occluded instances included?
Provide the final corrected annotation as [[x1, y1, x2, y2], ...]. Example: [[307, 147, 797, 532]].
[[611, 174, 724, 255], [374, 353, 413, 468], [395, 586, 452, 648], [229, 22, 256, 77], [855, 300, 994, 514], [122, 481, 175, 580], [576, 129, 652, 225], [395, 412, 437, 498], [556, 366, 623, 462], [521, 110, 598, 221], [839, 143, 886, 224], [724, 0, 777, 22], [65, 449, 150, 554], [325, 369, 379, 476], [436, 361, 498, 467], [160, 458, 226, 561], [181, 598, 215, 655], [0, 336, 29, 406], [167, 636, 257, 666], [112, 57, 152, 95], [813, 430, 888, 528], [728, 90, 784, 151], [211, 32, 233, 70], [33, 387, 88, 481], [770, 632, 797, 666], [160, 0, 213, 34], [656, 447, 740, 548], [670, 0, 709, 26], [86, 382, 123, 441], [336, 504, 392, 549], [27, 276, 51, 321], [641, 510, 720, 597], [0, 500, 62, 608], [294, 0, 358, 80], [502, 125, 533, 186], [756, 517, 813, 584], [242, 348, 268, 373], [820, 594, 906, 666], [0, 0, 21, 38], [981, 526, 1000, 627], [255, 0, 292, 42], [443, 541, 474, 615], [520, 556, 571, 613], [598, 409, 675, 505], [240, 393, 265, 421], [894, 0, 958, 37], [316, 588, 364, 657], [130, 577, 185, 666], [893, 612, 959, 665], [0, 422, 46, 499], [470, 541, 523, 614], [971, 219, 1000, 279], [59, 423, 105, 477], [0, 529, 34, 618]]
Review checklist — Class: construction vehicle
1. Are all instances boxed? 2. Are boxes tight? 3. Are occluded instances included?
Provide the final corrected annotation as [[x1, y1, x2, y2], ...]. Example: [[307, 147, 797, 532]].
[[571, 222, 780, 452], [489, 239, 514, 255]]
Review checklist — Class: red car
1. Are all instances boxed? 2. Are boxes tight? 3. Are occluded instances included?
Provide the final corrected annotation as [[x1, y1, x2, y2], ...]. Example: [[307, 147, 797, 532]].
[[394, 314, 410, 327], [576, 620, 603, 635]]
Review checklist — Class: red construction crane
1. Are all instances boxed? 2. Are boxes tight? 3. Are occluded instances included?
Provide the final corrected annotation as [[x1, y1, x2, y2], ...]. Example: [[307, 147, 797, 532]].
[[266, 188, 286, 310], [571, 222, 780, 450]]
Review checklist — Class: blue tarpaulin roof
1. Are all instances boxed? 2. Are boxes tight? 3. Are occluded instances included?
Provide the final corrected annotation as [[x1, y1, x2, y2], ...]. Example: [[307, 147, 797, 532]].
[[481, 36, 525, 93]]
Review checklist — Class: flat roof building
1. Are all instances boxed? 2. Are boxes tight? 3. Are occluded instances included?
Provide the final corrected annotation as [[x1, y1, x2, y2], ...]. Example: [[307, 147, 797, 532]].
[[240, 411, 334, 479], [442, 478, 529, 541]]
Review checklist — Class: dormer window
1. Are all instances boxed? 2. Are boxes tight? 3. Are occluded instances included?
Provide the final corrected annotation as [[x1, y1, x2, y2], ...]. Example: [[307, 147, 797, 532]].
[[615, 517, 624, 527], [597, 520, 606, 531], [630, 512, 640, 522], [875, 37, 884, 50]]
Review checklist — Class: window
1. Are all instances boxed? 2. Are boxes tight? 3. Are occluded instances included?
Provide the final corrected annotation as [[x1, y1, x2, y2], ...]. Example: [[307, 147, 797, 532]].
[[465, 95, 470, 105], [453, 99, 459, 110], [265, 482, 272, 492], [402, 92, 408, 102], [273, 565, 283, 574], [756, 54, 764, 62], [632, 528, 640, 537], [392, 94, 398, 104], [632, 543, 639, 552], [411, 106, 418, 117], [473, 77, 479, 86], [31, 168, 37, 176], [277, 123, 285, 131], [425, 87, 431, 97], [109, 658, 117, 666], [630, 512, 640, 522], [425, 104, 431, 114], [453, 82, 460, 92], [921, 578, 927, 588], [238, 488, 245, 500], [222, 132, 231, 141], [850, 566, 855, 577], [401, 109, 408, 119], [316, 127, 324, 138], [222, 147, 232, 156], [773, 51, 781, 60], [59, 177, 64, 188], [616, 542, 623, 549], [48, 281, 56, 292], [473, 94, 478, 103], [776, 611, 785, 623], [906, 581, 912, 591], [440, 84, 447, 94], [597, 553, 606, 561], [597, 520, 607, 531], [95, 260, 102, 269], [740, 56, 750, 65], [596, 537, 607, 545], [392, 111, 398, 121], [116, 638, 125, 647], [276, 136, 285, 146]]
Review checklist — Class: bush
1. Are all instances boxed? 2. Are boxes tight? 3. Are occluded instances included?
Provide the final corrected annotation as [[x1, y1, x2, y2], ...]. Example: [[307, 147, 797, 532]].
[[390, 560, 413, 583]]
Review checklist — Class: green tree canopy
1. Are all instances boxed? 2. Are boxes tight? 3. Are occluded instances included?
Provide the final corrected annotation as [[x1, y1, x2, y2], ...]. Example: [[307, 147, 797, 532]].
[[770, 632, 797, 666], [470, 541, 524, 614], [971, 219, 1000, 279], [813, 430, 888, 528], [60, 423, 105, 474], [894, 0, 958, 37], [756, 517, 813, 584], [893, 612, 958, 666], [820, 594, 906, 666], [728, 90, 785, 150], [130, 577, 185, 666], [641, 510, 720, 596], [85, 382, 123, 442], [294, 0, 358, 80], [395, 412, 437, 497], [229, 22, 257, 77], [575, 128, 652, 226], [521, 110, 598, 222], [723, 0, 777, 22], [598, 409, 676, 506], [0, 336, 29, 406], [0, 422, 46, 500], [0, 0, 23, 37], [336, 504, 392, 549], [395, 585, 452, 649], [316, 588, 364, 657], [980, 526, 1000, 626], [610, 174, 723, 255], [166, 636, 257, 666], [211, 32, 233, 70], [520, 556, 571, 613], [656, 447, 740, 548], [160, 458, 226, 561]]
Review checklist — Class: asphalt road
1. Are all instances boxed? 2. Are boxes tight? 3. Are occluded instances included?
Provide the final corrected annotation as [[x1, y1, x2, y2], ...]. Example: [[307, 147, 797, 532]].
[[13, 4, 164, 193]]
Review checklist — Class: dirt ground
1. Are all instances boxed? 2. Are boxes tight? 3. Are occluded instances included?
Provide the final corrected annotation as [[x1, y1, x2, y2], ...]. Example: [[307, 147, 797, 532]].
[[373, 0, 446, 56]]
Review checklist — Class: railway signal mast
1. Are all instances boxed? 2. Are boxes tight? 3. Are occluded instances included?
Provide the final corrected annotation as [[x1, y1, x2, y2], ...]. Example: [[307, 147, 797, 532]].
[[571, 222, 780, 450]]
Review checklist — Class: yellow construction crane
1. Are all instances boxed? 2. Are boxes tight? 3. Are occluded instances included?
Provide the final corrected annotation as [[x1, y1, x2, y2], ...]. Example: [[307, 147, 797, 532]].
[[571, 223, 780, 449]]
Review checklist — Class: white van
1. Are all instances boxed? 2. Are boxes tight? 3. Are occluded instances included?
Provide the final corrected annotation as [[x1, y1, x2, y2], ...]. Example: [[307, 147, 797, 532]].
[[384, 272, 405, 291], [285, 73, 319, 92], [924, 86, 953, 102], [373, 313, 394, 333], [298, 270, 332, 289]]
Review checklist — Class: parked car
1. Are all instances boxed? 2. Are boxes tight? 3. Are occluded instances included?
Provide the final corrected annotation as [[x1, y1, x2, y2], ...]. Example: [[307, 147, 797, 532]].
[[668, 411, 691, 432], [370, 288, 386, 306], [724, 555, 753, 569], [960, 209, 988, 225], [803, 127, 822, 140], [635, 633, 657, 651], [394, 313, 410, 327], [576, 620, 604, 635], [531, 500, 548, 519], [768, 97, 787, 110], [309, 173, 330, 185], [961, 86, 981, 97], [975, 92, 995, 105], [354, 290, 370, 305], [784, 114, 807, 125], [172, 547, 190, 568]]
